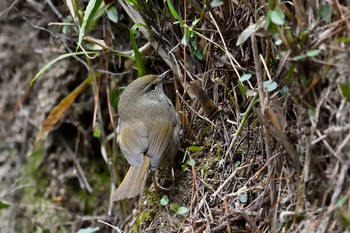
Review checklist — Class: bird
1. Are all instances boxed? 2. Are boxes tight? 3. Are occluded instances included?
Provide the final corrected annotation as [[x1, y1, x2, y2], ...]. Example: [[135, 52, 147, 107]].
[[112, 71, 180, 202]]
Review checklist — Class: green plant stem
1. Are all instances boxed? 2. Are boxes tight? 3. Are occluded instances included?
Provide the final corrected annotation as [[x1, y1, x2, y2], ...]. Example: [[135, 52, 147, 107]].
[[236, 94, 258, 136]]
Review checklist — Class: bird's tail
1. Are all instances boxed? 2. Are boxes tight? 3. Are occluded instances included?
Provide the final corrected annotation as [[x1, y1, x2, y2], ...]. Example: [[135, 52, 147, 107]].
[[112, 156, 150, 202]]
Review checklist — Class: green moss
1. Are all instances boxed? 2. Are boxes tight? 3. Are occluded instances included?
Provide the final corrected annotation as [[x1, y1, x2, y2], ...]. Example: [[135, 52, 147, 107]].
[[21, 144, 49, 201], [200, 162, 210, 178], [18, 144, 71, 232], [130, 209, 155, 233], [197, 143, 223, 179], [144, 189, 162, 206], [69, 158, 111, 214], [129, 189, 163, 232], [215, 143, 224, 158]]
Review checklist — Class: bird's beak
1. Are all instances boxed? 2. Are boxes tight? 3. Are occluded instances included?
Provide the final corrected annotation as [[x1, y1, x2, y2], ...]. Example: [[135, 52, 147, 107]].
[[160, 69, 172, 81]]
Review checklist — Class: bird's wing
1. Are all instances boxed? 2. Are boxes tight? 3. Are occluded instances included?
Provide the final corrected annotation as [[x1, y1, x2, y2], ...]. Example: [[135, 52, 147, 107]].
[[118, 122, 149, 167], [146, 120, 174, 170]]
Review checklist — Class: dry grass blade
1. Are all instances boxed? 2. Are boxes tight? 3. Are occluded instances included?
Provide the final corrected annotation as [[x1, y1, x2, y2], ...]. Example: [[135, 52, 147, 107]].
[[190, 80, 219, 118]]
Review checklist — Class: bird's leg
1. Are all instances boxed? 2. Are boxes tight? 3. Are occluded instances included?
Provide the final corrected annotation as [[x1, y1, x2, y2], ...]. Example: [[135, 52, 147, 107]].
[[152, 172, 170, 192]]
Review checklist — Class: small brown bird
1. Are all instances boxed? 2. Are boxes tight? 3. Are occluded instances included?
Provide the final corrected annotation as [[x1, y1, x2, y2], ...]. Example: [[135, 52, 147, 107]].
[[112, 72, 180, 202]]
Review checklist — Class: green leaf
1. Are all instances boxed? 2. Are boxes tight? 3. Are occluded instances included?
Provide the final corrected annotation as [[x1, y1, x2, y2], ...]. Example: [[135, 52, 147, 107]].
[[264, 11, 272, 30], [192, 47, 204, 60], [65, 0, 77, 22], [181, 28, 191, 46], [92, 3, 108, 22], [211, 0, 223, 8], [30, 51, 98, 86], [308, 108, 316, 118], [268, 21, 279, 34], [125, 0, 141, 11], [186, 159, 195, 166], [34, 226, 46, 233], [280, 86, 289, 97], [274, 39, 283, 45], [160, 195, 169, 206], [130, 24, 146, 77], [239, 192, 248, 203], [270, 7, 285, 25], [306, 49, 321, 57], [234, 161, 241, 168], [337, 196, 347, 207], [340, 83, 350, 102], [291, 31, 309, 45], [187, 146, 202, 151], [93, 123, 101, 138], [77, 227, 100, 233], [300, 75, 309, 88], [238, 80, 249, 97], [170, 203, 180, 211], [292, 53, 307, 61], [191, 36, 198, 50], [338, 208, 350, 229], [190, 37, 204, 60], [176, 206, 189, 215], [292, 49, 320, 61], [166, 0, 184, 27], [0, 201, 10, 210], [110, 90, 119, 110], [62, 15, 73, 35], [245, 89, 256, 97], [285, 64, 295, 83], [263, 80, 278, 92], [106, 6, 119, 23], [319, 3, 331, 22], [191, 18, 200, 28], [239, 73, 252, 82], [337, 37, 350, 44], [77, 0, 103, 51], [236, 24, 256, 46]]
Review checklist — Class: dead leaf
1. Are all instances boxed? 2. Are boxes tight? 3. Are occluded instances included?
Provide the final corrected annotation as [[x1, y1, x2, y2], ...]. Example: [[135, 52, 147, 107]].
[[34, 75, 93, 146], [190, 80, 219, 119]]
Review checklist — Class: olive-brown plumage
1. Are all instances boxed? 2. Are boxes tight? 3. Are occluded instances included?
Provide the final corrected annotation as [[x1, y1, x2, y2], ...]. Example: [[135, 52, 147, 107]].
[[112, 74, 180, 202]]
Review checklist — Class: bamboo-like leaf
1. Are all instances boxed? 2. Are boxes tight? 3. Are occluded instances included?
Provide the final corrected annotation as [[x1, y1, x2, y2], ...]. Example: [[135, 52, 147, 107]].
[[0, 201, 10, 209], [340, 83, 350, 102], [306, 49, 321, 57], [130, 23, 146, 77], [77, 0, 103, 51], [125, 0, 141, 11], [166, 0, 184, 27], [30, 51, 98, 86], [181, 28, 191, 45], [65, 0, 77, 24]]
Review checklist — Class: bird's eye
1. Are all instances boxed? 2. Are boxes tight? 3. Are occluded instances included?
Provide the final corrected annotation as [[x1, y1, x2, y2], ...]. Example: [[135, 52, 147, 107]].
[[149, 83, 156, 91]]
